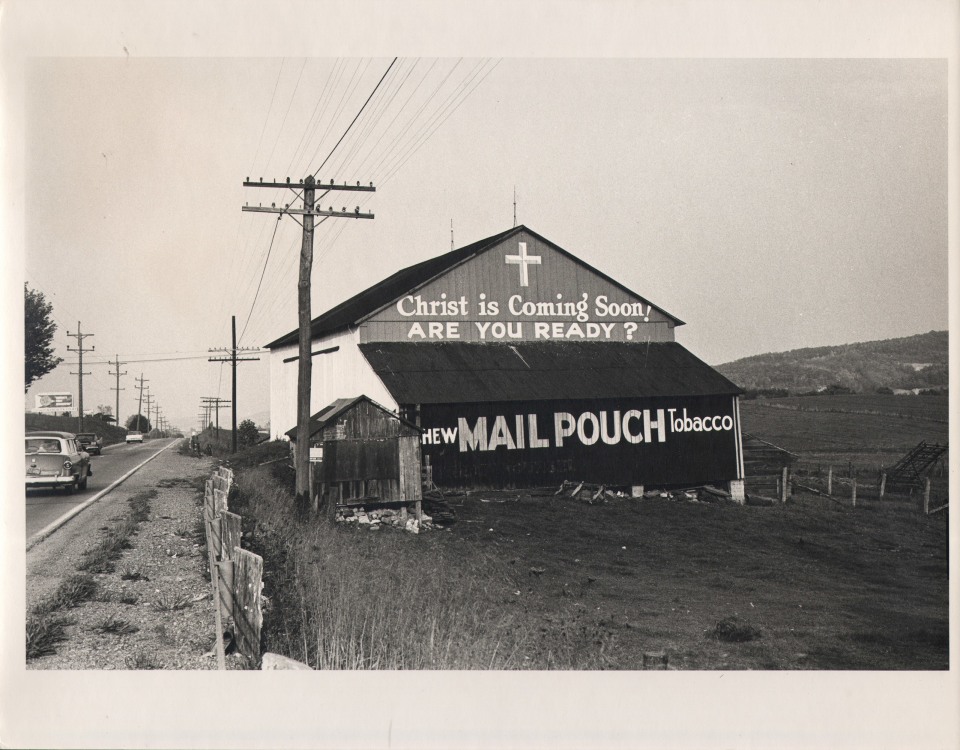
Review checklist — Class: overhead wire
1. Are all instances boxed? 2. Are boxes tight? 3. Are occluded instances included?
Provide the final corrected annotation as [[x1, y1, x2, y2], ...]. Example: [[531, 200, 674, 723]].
[[237, 58, 500, 349], [237, 58, 398, 346]]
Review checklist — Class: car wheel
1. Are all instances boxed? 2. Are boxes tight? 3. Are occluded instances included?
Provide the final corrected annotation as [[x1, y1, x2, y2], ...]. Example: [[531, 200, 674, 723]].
[[64, 481, 75, 495]]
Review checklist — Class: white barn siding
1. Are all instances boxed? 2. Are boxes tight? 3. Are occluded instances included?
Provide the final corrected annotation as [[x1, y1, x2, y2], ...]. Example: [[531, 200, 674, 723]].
[[269, 327, 397, 439]]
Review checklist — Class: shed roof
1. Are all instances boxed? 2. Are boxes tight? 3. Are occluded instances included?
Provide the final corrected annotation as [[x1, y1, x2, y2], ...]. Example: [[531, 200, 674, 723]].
[[265, 225, 683, 349], [284, 395, 419, 440], [358, 341, 742, 404]]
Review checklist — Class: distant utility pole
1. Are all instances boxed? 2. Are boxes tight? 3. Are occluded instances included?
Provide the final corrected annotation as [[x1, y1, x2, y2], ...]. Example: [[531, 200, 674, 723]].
[[66, 321, 94, 431], [143, 392, 155, 432], [201, 397, 231, 433], [242, 175, 375, 500], [108, 355, 127, 432], [209, 315, 260, 454], [134, 374, 149, 431]]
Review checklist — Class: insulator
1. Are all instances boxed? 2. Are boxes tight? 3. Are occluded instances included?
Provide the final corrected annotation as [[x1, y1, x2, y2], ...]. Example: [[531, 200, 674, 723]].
[[356, 181, 360, 187], [330, 179, 334, 185], [286, 177, 290, 184], [342, 207, 346, 212], [271, 203, 275, 208]]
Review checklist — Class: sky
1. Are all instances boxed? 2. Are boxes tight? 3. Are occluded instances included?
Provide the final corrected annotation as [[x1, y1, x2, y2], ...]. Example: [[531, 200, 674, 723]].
[[16, 55, 948, 431], [3, 4, 953, 439]]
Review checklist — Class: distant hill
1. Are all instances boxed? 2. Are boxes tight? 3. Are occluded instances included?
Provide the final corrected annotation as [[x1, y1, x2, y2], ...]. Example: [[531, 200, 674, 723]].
[[716, 331, 948, 395]]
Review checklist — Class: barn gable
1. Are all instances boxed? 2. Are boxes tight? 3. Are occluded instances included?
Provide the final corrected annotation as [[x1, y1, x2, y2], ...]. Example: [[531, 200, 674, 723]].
[[265, 225, 682, 349]]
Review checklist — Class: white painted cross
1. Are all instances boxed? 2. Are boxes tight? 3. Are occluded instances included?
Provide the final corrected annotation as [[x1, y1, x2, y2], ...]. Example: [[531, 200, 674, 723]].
[[505, 242, 541, 287]]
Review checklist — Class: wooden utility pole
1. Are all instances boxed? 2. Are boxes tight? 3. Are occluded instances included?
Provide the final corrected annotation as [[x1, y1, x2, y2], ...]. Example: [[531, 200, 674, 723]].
[[202, 397, 231, 433], [134, 374, 149, 432], [209, 315, 260, 453], [108, 355, 127, 431], [143, 392, 155, 433], [242, 176, 375, 501], [66, 321, 94, 431]]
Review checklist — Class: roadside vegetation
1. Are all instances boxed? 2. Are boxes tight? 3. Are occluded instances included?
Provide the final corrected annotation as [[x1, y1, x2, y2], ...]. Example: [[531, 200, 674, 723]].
[[204, 392, 948, 670], [26, 490, 156, 660], [25, 413, 128, 445]]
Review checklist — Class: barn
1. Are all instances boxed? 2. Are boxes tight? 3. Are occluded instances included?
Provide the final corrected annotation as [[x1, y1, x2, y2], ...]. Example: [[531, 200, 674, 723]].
[[266, 225, 745, 497]]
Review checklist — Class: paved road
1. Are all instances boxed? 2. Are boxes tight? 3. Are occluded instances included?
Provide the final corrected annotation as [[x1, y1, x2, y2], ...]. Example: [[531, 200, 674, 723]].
[[25, 438, 180, 539]]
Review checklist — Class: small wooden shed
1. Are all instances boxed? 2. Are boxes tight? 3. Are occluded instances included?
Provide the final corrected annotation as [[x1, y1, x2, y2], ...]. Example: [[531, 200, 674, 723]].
[[286, 395, 423, 514]]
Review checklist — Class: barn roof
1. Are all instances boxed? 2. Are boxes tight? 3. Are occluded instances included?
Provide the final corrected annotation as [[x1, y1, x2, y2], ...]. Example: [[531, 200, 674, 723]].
[[284, 395, 418, 440], [358, 341, 742, 404], [265, 225, 683, 349]]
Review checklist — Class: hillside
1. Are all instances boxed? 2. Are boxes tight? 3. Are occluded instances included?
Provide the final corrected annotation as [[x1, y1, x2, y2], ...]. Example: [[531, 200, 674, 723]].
[[716, 331, 948, 394]]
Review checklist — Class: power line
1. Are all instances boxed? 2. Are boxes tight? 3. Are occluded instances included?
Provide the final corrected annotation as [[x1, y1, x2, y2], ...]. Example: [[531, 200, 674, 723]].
[[238, 214, 283, 345], [312, 57, 398, 177]]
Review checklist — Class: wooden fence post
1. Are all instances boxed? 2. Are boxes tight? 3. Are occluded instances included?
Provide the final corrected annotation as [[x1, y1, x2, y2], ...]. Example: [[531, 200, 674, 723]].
[[780, 467, 789, 503], [851, 478, 857, 508], [879, 471, 886, 499], [204, 480, 214, 521], [213, 488, 228, 516], [220, 511, 242, 563], [924, 477, 931, 514], [827, 466, 832, 496], [233, 548, 264, 666], [216, 560, 235, 621], [203, 514, 226, 670]]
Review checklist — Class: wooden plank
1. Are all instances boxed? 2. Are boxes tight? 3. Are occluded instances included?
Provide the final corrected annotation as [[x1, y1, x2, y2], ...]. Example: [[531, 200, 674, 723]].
[[203, 516, 226, 670], [216, 560, 234, 623], [220, 511, 242, 563], [204, 479, 214, 521], [208, 516, 223, 561], [213, 488, 228, 516], [233, 549, 264, 665]]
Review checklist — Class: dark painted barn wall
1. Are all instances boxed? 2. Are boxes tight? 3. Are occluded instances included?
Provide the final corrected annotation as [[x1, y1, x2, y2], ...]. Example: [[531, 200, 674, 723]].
[[418, 394, 742, 489]]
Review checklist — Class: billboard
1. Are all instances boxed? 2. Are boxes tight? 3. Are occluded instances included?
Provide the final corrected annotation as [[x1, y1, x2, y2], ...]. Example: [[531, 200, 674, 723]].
[[419, 395, 743, 489], [35, 392, 74, 412]]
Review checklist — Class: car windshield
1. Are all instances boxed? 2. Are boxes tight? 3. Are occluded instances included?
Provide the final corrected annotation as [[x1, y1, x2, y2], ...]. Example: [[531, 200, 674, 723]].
[[26, 438, 63, 454], [77, 434, 94, 440]]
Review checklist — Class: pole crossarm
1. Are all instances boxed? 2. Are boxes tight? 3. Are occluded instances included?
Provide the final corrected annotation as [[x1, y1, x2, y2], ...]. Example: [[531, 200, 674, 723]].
[[244, 179, 375, 191], [242, 206, 374, 219]]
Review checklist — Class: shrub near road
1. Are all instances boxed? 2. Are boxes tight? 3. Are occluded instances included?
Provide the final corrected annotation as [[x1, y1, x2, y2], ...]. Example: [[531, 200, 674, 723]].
[[228, 440, 947, 670]]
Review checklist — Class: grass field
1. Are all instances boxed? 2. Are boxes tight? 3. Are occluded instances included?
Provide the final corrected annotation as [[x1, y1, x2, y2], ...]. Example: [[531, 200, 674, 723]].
[[739, 394, 949, 471], [230, 392, 950, 670]]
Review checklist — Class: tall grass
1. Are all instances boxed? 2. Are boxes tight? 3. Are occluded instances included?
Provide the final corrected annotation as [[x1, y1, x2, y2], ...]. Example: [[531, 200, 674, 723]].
[[236, 467, 535, 669]]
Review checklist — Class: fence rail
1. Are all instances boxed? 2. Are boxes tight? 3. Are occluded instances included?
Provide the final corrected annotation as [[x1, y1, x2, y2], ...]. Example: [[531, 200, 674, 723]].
[[766, 461, 947, 514]]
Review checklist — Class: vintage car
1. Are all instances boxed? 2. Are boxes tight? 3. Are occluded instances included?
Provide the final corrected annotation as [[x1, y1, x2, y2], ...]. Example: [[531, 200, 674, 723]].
[[25, 431, 92, 492], [75, 432, 103, 455], [125, 430, 144, 443]]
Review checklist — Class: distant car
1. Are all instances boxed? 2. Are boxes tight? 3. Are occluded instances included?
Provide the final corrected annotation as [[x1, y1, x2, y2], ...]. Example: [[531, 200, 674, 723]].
[[25, 431, 92, 493], [125, 431, 144, 443], [75, 432, 103, 455]]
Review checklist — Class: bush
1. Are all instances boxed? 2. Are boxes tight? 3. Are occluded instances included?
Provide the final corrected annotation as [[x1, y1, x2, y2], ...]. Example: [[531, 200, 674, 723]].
[[238, 419, 260, 448]]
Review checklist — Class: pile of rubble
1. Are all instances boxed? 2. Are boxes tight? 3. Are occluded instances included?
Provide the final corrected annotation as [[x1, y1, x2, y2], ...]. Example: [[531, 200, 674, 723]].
[[555, 480, 739, 505], [335, 506, 439, 533]]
